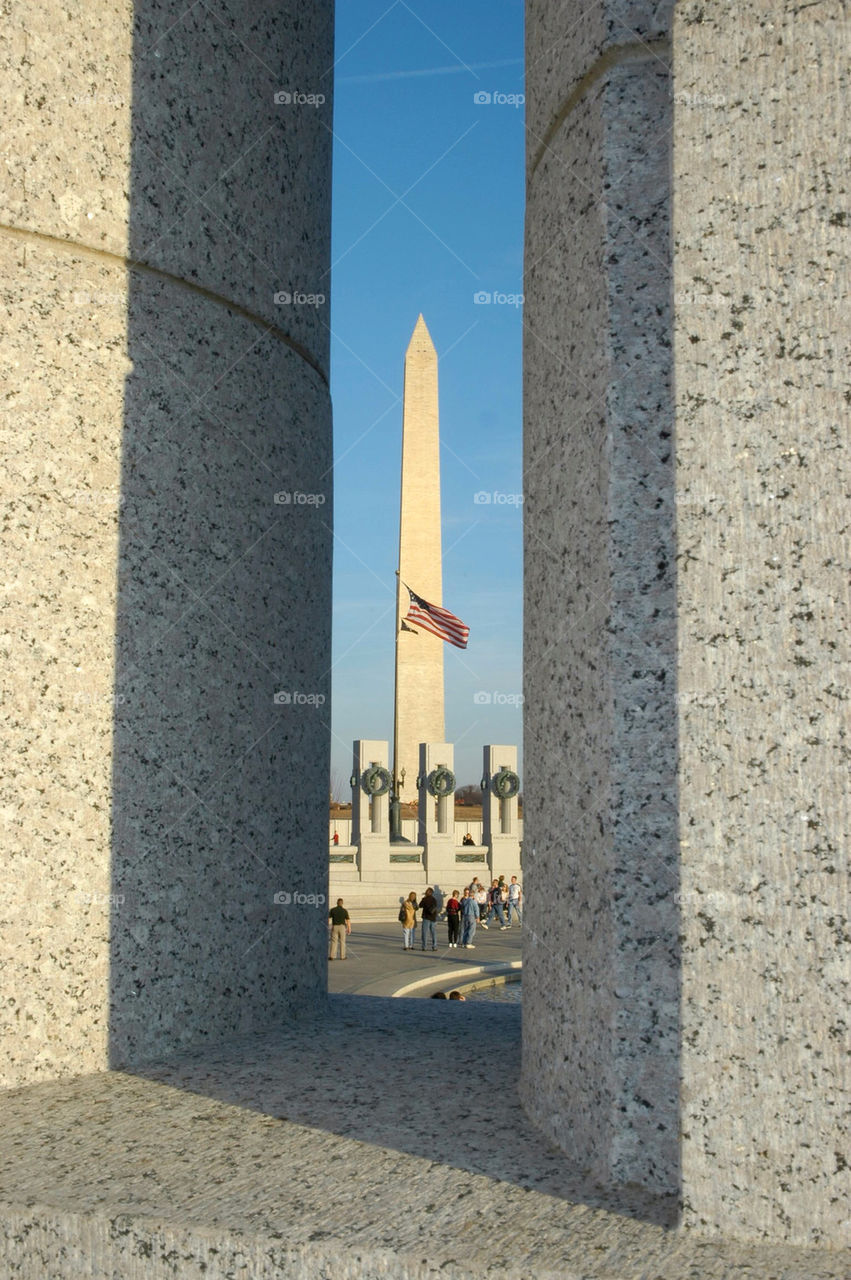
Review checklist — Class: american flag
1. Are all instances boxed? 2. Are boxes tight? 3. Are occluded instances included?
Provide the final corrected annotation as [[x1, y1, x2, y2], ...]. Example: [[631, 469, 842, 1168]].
[[403, 586, 470, 649]]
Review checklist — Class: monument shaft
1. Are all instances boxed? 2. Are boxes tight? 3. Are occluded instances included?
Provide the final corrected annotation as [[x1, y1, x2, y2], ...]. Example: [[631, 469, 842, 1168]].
[[393, 316, 445, 799]]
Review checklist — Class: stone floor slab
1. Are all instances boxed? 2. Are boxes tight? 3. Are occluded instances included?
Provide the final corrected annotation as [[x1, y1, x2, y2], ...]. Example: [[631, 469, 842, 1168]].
[[1, 995, 847, 1278]]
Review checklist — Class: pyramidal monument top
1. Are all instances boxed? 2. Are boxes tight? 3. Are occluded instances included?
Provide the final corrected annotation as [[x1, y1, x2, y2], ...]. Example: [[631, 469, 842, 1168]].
[[405, 312, 435, 356]]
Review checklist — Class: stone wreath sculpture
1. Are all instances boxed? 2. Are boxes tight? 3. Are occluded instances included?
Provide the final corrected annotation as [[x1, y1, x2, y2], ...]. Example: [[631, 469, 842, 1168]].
[[426, 765, 456, 798], [361, 764, 391, 797], [492, 768, 520, 800]]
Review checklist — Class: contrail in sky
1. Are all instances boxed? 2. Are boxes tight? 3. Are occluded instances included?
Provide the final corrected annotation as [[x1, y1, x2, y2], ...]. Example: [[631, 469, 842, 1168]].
[[338, 58, 523, 84]]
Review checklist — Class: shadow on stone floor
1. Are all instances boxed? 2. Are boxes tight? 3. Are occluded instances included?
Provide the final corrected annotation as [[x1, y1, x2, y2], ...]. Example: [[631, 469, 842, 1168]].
[[129, 992, 678, 1228], [5, 997, 850, 1277]]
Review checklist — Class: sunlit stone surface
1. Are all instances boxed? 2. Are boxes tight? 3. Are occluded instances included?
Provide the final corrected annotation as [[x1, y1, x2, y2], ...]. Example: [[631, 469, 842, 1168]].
[[522, 0, 849, 1248]]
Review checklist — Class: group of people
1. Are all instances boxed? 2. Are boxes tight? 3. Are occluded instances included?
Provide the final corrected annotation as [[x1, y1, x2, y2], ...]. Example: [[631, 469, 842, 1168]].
[[399, 876, 522, 952], [328, 876, 523, 962]]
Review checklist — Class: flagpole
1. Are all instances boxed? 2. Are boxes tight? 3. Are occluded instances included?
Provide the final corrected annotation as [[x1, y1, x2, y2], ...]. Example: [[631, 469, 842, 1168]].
[[393, 567, 402, 798]]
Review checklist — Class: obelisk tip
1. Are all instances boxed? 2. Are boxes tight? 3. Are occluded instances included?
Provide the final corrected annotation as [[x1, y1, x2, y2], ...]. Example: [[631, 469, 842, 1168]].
[[406, 313, 435, 356]]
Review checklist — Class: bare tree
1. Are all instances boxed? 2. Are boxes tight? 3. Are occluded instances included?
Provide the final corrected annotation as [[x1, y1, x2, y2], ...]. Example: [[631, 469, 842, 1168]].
[[329, 770, 351, 806]]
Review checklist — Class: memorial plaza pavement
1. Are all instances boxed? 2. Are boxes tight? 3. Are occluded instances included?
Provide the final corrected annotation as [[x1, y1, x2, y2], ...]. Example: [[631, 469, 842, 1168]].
[[1, 923, 848, 1279]]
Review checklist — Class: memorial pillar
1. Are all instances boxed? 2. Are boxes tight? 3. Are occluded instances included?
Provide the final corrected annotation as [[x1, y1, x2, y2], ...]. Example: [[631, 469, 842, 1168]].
[[1, 0, 333, 1086], [481, 746, 521, 881], [417, 743, 456, 891], [673, 1, 850, 1244], [523, 0, 849, 1247], [351, 740, 391, 881]]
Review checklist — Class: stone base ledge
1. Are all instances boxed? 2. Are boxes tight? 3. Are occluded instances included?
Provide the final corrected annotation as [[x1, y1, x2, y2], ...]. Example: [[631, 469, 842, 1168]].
[[0, 996, 846, 1280], [0, 1208, 436, 1280]]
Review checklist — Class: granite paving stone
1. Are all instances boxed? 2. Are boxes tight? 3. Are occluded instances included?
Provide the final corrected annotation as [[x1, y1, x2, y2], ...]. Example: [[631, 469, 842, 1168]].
[[1, 993, 848, 1278]]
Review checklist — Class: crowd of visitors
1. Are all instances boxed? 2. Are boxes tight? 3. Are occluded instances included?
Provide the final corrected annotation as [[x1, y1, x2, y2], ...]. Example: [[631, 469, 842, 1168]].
[[398, 877, 522, 951], [329, 877, 522, 961]]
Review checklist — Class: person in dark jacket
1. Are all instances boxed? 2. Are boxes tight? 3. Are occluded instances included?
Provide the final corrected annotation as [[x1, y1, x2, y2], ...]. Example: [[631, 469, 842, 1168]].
[[419, 887, 439, 951], [328, 898, 351, 960], [445, 889, 462, 948], [485, 878, 508, 929]]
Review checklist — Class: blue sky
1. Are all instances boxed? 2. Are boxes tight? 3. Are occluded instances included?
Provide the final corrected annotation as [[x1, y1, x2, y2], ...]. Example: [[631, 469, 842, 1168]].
[[328, 0, 525, 793]]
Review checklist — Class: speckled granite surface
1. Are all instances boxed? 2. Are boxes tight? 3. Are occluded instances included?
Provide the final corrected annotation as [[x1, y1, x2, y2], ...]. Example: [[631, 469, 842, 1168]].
[[1, 996, 848, 1279], [673, 0, 850, 1246], [2, 237, 129, 1087], [2, 0, 332, 352], [1, 0, 333, 1087], [522, 4, 679, 1202], [523, 0, 848, 1250], [525, 0, 672, 150], [111, 269, 332, 1071]]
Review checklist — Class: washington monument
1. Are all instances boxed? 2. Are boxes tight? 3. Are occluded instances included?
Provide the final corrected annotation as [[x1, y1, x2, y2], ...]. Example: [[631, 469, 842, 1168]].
[[393, 315, 445, 800]]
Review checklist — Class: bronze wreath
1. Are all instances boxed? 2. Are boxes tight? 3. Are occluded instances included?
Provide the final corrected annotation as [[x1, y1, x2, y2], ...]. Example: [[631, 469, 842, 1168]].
[[492, 768, 520, 800], [361, 764, 391, 797], [427, 765, 456, 798]]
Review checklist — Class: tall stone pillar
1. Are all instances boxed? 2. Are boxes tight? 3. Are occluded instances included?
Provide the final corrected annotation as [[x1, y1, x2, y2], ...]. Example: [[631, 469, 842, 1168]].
[[393, 316, 445, 800], [417, 743, 455, 888], [0, 1, 333, 1086], [522, 0, 678, 1201], [351, 740, 391, 881], [673, 1, 849, 1246], [523, 0, 849, 1248], [481, 746, 521, 881]]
